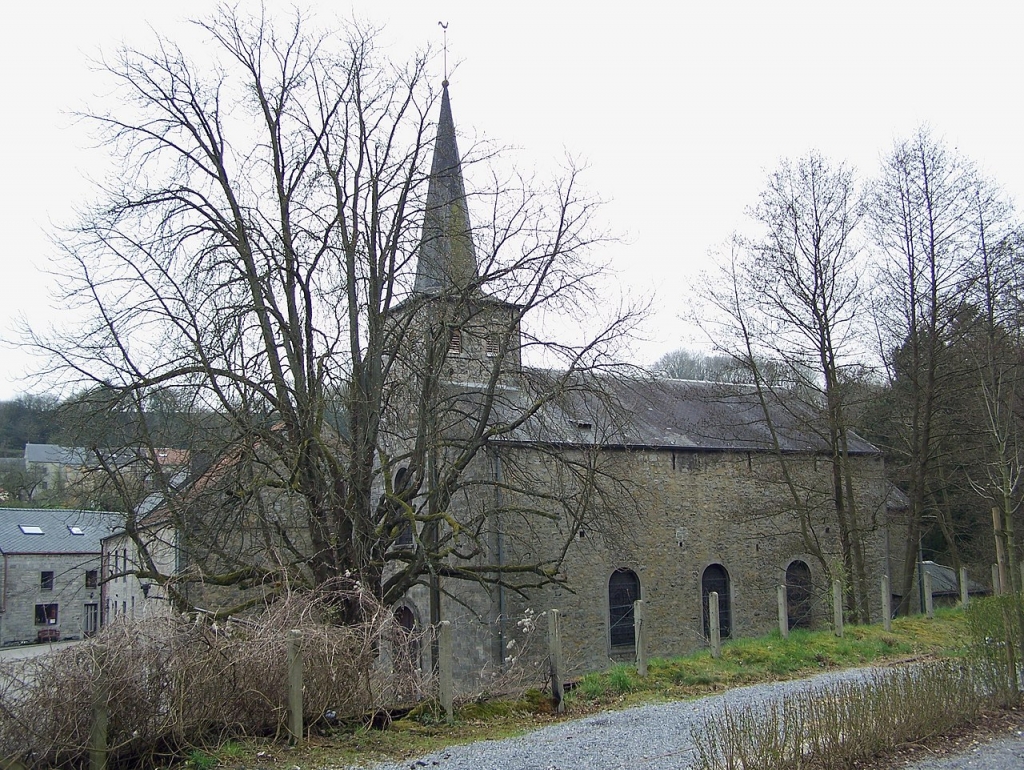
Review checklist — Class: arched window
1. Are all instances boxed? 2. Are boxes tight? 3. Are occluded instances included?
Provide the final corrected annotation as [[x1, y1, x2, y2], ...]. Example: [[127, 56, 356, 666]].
[[608, 568, 641, 648], [393, 605, 421, 672], [702, 564, 732, 639], [393, 466, 413, 546], [786, 560, 813, 630]]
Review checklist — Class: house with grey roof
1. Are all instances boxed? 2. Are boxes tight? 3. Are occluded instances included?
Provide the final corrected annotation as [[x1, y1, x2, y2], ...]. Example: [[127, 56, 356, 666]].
[[23, 443, 89, 500], [101, 505, 181, 626], [0, 509, 120, 645], [21, 443, 189, 506]]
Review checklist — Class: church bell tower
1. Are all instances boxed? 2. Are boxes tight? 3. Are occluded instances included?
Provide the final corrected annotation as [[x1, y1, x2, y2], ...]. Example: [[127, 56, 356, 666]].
[[405, 80, 522, 385]]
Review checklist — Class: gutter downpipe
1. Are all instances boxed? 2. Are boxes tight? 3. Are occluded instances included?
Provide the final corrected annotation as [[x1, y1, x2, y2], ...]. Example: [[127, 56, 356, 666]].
[[492, 448, 506, 667], [2, 551, 7, 614], [0, 552, 5, 645]]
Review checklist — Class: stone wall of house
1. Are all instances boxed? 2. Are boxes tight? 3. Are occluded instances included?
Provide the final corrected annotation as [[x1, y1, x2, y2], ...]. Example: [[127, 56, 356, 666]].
[[0, 552, 103, 645], [400, 444, 897, 692], [102, 527, 181, 624]]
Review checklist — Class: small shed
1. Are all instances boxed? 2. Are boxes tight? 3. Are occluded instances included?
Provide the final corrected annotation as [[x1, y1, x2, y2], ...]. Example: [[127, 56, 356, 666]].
[[922, 561, 989, 608]]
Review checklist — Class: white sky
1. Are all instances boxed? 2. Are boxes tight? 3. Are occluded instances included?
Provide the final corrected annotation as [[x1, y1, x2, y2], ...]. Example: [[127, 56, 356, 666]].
[[2, 1, 1022, 399]]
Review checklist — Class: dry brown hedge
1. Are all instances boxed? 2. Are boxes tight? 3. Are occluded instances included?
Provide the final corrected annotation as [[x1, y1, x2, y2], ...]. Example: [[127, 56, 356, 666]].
[[0, 588, 426, 768]]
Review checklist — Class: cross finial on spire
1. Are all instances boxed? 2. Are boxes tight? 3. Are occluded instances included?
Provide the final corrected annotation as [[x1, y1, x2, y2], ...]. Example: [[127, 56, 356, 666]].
[[438, 21, 449, 84]]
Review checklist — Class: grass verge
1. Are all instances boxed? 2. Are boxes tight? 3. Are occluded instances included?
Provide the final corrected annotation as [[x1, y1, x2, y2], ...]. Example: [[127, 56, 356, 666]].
[[195, 609, 967, 769]]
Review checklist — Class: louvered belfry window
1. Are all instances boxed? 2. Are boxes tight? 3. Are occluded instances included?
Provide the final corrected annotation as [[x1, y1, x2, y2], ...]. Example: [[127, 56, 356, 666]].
[[447, 327, 462, 355]]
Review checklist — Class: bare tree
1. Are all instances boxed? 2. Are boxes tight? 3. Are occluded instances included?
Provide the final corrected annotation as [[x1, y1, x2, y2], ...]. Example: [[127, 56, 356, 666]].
[[867, 127, 995, 613], [751, 152, 874, 621], [0, 465, 45, 504], [29, 7, 642, 622], [964, 208, 1023, 591], [651, 347, 790, 385], [695, 152, 876, 621]]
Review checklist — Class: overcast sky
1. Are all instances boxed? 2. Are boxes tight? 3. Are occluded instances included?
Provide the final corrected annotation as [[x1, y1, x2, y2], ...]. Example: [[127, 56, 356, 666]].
[[1, 2, 1021, 400]]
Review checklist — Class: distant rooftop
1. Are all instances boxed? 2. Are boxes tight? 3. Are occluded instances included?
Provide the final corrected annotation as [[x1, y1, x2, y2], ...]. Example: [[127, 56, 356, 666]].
[[24, 443, 88, 466], [23, 443, 189, 469]]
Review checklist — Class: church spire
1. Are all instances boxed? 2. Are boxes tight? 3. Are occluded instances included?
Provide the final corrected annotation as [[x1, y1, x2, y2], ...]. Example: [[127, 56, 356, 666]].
[[414, 80, 479, 294]]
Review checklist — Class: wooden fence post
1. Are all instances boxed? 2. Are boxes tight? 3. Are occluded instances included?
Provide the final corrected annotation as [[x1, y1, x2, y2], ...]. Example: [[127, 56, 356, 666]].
[[882, 575, 891, 633], [833, 580, 844, 638], [994, 507, 1009, 595], [287, 629, 303, 744], [993, 563, 1002, 596], [438, 620, 453, 723], [634, 600, 647, 677], [89, 647, 108, 770], [777, 585, 789, 639], [709, 592, 721, 658], [924, 571, 934, 619], [548, 610, 565, 713], [961, 567, 970, 607]]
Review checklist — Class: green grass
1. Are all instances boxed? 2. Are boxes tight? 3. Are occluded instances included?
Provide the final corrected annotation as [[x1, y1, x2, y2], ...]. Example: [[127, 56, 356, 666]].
[[565, 609, 963, 709], [189, 609, 968, 769], [185, 749, 217, 770]]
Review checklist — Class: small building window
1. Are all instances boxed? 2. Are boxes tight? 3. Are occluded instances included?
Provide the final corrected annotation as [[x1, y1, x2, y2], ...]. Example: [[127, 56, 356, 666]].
[[40, 571, 54, 591], [608, 568, 641, 648], [35, 603, 59, 625], [68, 525, 85, 536], [85, 570, 99, 589], [447, 327, 463, 355], [19, 525, 44, 535], [393, 605, 421, 673]]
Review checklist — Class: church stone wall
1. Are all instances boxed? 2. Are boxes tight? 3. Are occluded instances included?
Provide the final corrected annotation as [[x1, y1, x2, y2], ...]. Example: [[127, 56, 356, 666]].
[[412, 444, 895, 691], [542, 448, 891, 676]]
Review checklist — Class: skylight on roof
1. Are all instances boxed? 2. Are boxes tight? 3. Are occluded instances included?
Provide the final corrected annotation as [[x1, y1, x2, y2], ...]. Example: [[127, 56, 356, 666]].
[[18, 525, 44, 535], [68, 525, 85, 535]]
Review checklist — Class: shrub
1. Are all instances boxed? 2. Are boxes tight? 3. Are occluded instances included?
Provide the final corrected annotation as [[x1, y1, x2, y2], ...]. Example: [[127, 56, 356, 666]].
[[691, 660, 991, 770], [965, 594, 1024, 706], [0, 586, 425, 768]]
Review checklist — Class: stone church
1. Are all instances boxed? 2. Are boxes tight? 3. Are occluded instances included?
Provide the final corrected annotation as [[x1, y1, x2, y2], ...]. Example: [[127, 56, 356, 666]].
[[96, 79, 900, 692], [388, 81, 900, 687]]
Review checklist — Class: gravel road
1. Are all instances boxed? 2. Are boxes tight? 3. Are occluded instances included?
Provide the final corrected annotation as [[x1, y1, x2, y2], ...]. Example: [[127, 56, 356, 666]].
[[903, 734, 1024, 770], [349, 667, 1024, 770], [353, 667, 873, 770]]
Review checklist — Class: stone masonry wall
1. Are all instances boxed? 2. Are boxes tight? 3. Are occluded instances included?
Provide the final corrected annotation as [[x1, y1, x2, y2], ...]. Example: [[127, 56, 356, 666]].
[[0, 552, 103, 645], [548, 448, 889, 676], [431, 445, 895, 688]]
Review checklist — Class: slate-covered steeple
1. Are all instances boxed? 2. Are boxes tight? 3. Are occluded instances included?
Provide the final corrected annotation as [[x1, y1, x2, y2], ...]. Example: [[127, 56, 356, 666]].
[[414, 80, 478, 294]]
